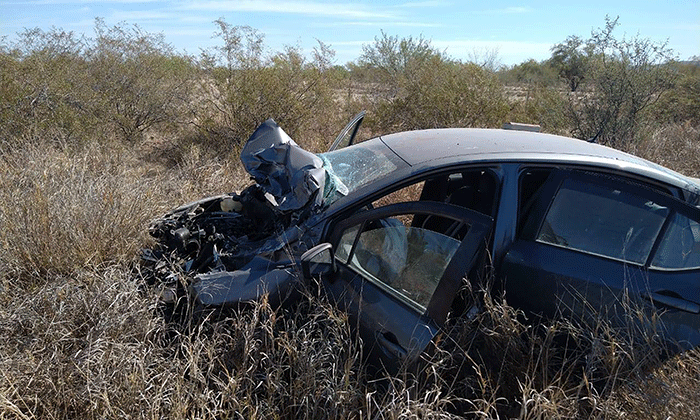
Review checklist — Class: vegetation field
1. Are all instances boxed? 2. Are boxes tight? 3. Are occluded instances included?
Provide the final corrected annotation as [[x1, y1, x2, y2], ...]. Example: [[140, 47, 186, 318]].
[[1, 17, 699, 418]]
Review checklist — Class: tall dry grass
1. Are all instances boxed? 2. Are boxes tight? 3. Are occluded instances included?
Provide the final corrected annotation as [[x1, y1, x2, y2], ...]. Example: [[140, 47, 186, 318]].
[[2, 122, 700, 419], [0, 137, 371, 418]]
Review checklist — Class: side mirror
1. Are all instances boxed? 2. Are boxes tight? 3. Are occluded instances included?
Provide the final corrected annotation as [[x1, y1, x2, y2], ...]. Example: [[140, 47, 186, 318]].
[[300, 243, 336, 279]]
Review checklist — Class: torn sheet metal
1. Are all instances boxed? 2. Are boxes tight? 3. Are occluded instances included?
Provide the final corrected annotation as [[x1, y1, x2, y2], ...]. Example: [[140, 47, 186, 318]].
[[143, 119, 347, 312], [241, 119, 327, 212]]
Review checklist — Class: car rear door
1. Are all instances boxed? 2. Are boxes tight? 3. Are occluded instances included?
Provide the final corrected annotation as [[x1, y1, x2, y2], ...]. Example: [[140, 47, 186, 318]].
[[643, 196, 700, 349], [322, 201, 492, 373], [503, 169, 700, 350]]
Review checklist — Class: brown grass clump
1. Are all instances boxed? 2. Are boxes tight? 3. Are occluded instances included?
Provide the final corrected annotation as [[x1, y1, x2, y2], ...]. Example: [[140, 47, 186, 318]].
[[624, 123, 700, 178], [0, 140, 246, 283], [0, 266, 368, 418]]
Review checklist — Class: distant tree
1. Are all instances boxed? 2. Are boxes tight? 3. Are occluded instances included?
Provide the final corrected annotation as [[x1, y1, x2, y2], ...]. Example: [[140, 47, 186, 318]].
[[566, 16, 678, 146], [359, 31, 443, 98], [550, 35, 588, 92]]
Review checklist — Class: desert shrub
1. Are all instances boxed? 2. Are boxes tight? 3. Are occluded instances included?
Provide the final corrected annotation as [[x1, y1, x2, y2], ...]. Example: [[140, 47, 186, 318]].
[[652, 59, 700, 127], [0, 22, 195, 150], [0, 28, 93, 150], [86, 19, 196, 143], [507, 84, 570, 134], [382, 60, 509, 131], [498, 58, 560, 87], [196, 20, 339, 153], [358, 32, 509, 132], [564, 17, 678, 147], [358, 31, 442, 100]]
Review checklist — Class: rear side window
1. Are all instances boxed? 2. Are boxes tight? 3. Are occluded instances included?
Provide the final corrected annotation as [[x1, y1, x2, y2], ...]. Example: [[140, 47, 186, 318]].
[[537, 178, 669, 264], [651, 212, 700, 270]]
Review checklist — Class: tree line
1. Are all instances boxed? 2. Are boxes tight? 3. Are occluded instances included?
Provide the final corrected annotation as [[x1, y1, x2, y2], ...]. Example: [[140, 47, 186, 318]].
[[1, 16, 697, 154]]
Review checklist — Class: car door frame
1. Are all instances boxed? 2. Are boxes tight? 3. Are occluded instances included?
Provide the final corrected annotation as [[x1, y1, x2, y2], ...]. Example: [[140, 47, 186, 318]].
[[328, 111, 365, 152], [322, 201, 492, 372]]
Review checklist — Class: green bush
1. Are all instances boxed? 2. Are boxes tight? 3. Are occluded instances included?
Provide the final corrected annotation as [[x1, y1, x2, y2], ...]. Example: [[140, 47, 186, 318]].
[[507, 84, 570, 134], [564, 17, 678, 146], [376, 60, 509, 131], [195, 20, 338, 152], [357, 32, 509, 132], [0, 21, 195, 151], [498, 59, 560, 87], [0, 28, 92, 150], [652, 59, 700, 126], [87, 19, 196, 143]]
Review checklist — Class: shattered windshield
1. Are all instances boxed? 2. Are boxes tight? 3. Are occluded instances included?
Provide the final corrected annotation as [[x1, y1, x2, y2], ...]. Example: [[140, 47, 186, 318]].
[[319, 140, 403, 205]]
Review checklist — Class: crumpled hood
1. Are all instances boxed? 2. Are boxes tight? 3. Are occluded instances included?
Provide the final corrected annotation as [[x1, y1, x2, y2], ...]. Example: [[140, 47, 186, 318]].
[[241, 119, 327, 212]]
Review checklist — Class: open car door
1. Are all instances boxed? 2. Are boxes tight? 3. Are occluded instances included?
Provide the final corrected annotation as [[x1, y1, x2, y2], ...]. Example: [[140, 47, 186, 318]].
[[328, 111, 365, 152], [319, 201, 492, 372]]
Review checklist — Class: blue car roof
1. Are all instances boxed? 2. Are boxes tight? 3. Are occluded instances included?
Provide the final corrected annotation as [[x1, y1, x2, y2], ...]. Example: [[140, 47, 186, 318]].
[[379, 128, 700, 194]]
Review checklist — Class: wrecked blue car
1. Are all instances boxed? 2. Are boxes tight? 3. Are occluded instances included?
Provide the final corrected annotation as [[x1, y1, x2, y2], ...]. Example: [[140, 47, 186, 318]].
[[143, 113, 700, 371]]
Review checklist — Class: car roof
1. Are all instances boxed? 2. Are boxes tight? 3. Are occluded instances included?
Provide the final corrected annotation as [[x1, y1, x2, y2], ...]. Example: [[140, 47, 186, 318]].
[[379, 128, 700, 193]]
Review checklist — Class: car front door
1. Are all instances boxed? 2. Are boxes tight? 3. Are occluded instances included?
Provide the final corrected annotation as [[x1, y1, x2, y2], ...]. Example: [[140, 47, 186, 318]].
[[321, 201, 492, 373], [328, 111, 365, 152]]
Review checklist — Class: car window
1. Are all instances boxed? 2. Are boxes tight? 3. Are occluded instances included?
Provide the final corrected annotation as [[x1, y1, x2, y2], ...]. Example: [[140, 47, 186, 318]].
[[319, 141, 401, 204], [371, 169, 498, 217], [537, 178, 669, 264], [336, 213, 465, 310], [651, 212, 700, 270], [518, 169, 553, 235]]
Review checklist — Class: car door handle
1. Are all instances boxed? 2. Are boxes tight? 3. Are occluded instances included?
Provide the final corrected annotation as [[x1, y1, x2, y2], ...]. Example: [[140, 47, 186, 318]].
[[641, 292, 700, 314], [376, 331, 407, 360]]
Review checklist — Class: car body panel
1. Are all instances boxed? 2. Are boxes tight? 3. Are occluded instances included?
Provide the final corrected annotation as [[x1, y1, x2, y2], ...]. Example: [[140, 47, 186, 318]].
[[328, 111, 365, 152], [143, 115, 700, 369]]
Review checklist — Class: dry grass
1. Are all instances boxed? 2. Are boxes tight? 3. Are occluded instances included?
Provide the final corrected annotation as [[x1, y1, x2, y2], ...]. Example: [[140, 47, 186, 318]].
[[0, 138, 369, 418], [623, 122, 700, 178], [2, 122, 700, 418]]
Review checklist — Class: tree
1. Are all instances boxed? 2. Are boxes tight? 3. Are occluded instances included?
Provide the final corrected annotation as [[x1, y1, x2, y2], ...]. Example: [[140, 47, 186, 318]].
[[197, 19, 338, 149], [565, 16, 678, 146], [359, 31, 443, 99], [550, 35, 588, 92], [87, 19, 195, 142]]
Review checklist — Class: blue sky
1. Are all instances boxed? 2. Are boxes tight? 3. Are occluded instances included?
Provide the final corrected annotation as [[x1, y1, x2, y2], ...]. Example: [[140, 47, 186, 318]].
[[2, 0, 698, 66]]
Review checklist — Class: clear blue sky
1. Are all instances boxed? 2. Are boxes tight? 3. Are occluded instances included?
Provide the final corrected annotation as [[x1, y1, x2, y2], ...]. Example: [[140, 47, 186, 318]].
[[2, 0, 698, 66]]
